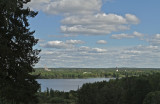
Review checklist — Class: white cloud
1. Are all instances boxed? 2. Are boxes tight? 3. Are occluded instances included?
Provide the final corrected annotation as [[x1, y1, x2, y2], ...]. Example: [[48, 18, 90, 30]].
[[61, 24, 129, 35], [36, 45, 160, 68], [78, 46, 90, 51], [133, 31, 144, 37], [26, 0, 140, 36], [41, 50, 54, 55], [61, 13, 139, 35], [62, 13, 139, 25], [25, 0, 50, 10], [125, 14, 140, 24], [36, 45, 111, 67], [40, 40, 74, 49], [111, 31, 144, 39], [61, 13, 127, 25], [92, 48, 107, 53], [27, 0, 102, 15], [66, 40, 84, 44], [123, 50, 142, 54], [40, 40, 85, 49], [132, 45, 159, 52], [111, 33, 134, 39], [148, 34, 160, 46], [147, 45, 158, 50], [119, 55, 134, 59], [61, 25, 117, 35], [26, 0, 160, 68], [96, 40, 107, 44], [78, 46, 107, 53], [155, 34, 160, 38]]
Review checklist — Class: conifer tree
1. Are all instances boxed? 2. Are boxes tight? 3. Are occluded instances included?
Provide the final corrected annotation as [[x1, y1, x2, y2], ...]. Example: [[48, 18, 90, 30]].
[[0, 0, 40, 103]]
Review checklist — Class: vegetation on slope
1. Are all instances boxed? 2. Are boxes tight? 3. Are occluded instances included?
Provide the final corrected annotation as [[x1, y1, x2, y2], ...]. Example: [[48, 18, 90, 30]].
[[36, 73, 160, 104]]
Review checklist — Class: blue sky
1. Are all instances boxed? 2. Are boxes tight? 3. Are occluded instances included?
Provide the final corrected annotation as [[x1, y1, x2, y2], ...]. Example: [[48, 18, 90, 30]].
[[26, 0, 160, 68]]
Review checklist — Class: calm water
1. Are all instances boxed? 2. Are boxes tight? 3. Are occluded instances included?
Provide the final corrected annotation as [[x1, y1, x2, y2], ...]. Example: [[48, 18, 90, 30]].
[[37, 78, 112, 92]]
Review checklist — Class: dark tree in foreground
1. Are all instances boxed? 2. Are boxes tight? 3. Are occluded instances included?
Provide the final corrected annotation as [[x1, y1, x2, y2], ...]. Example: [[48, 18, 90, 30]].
[[143, 91, 160, 104], [0, 0, 40, 103]]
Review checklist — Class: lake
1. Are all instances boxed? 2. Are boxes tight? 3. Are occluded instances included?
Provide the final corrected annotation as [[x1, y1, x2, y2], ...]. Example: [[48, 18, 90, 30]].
[[37, 78, 112, 92]]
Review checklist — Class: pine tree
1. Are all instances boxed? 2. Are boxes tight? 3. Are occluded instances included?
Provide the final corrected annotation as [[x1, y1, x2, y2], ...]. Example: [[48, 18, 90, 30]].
[[0, 0, 40, 103]]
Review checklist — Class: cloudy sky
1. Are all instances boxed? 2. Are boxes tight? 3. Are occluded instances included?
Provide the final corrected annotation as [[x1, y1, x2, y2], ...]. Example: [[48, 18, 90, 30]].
[[26, 0, 160, 68]]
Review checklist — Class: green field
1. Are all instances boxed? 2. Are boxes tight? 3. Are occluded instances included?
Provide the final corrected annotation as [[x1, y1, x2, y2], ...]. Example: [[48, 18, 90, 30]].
[[32, 68, 160, 79]]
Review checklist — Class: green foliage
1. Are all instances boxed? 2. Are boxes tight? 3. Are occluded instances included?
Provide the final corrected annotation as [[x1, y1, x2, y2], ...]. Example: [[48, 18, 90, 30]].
[[32, 68, 160, 79], [0, 0, 40, 103], [78, 81, 107, 104], [33, 73, 160, 104], [37, 89, 78, 104], [77, 73, 160, 104], [143, 91, 160, 104]]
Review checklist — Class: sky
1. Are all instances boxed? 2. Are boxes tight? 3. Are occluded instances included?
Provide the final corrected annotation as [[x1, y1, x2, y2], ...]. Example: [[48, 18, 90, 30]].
[[26, 0, 160, 68]]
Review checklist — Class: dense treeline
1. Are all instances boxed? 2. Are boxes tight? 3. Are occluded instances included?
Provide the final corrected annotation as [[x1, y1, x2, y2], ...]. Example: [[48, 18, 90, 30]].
[[32, 68, 160, 79], [78, 73, 160, 104], [36, 73, 160, 104], [37, 89, 78, 104]]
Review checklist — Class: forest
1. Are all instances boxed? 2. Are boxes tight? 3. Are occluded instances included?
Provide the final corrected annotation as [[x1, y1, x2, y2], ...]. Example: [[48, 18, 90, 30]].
[[36, 73, 160, 104], [32, 68, 160, 79]]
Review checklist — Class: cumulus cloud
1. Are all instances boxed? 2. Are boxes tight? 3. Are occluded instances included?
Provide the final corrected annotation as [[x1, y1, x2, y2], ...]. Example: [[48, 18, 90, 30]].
[[25, 0, 160, 68], [123, 50, 142, 54], [148, 34, 160, 46], [40, 40, 85, 49], [155, 34, 160, 38], [40, 41, 73, 49], [61, 24, 129, 35], [26, 0, 139, 35], [92, 48, 107, 53], [41, 50, 55, 55], [36, 45, 160, 68], [125, 14, 140, 24], [61, 13, 139, 35], [147, 45, 158, 49], [111, 31, 144, 39], [36, 45, 110, 67], [78, 46, 90, 51], [96, 40, 107, 44], [66, 40, 84, 44], [111, 33, 134, 39], [133, 31, 144, 37], [25, 0, 50, 10], [61, 13, 127, 25], [132, 45, 159, 52], [78, 46, 107, 53], [26, 0, 102, 15], [62, 13, 139, 25]]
